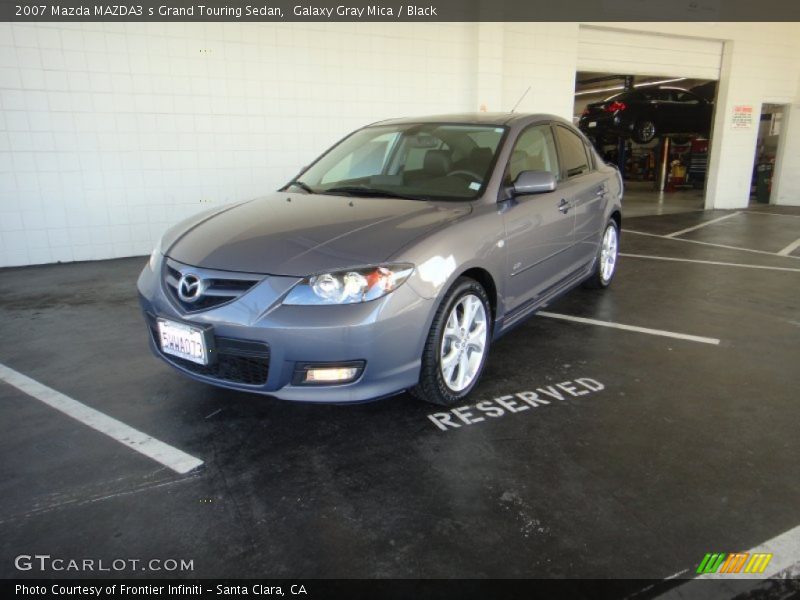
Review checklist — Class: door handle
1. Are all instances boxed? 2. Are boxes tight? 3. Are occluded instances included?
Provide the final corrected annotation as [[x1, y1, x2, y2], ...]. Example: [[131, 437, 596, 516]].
[[558, 199, 570, 214], [595, 186, 606, 197]]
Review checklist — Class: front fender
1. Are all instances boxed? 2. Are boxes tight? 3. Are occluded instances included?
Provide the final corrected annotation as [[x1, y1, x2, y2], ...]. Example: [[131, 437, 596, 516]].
[[390, 202, 509, 350]]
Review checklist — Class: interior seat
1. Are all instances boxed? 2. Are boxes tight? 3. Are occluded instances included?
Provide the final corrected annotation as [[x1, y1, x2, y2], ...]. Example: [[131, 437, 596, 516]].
[[423, 149, 452, 177]]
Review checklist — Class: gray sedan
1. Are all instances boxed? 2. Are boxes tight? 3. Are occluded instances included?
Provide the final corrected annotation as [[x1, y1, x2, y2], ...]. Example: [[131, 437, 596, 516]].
[[137, 113, 622, 406]]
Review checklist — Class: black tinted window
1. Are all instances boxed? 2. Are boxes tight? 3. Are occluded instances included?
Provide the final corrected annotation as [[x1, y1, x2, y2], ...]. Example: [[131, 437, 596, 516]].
[[555, 126, 591, 178], [675, 91, 700, 104], [654, 89, 675, 101], [606, 91, 643, 102]]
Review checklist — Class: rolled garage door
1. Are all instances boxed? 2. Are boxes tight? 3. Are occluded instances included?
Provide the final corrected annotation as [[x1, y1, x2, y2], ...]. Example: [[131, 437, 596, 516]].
[[577, 26, 723, 80]]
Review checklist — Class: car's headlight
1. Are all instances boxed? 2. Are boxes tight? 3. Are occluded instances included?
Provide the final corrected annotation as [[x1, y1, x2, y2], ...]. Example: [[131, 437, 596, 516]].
[[283, 264, 414, 305]]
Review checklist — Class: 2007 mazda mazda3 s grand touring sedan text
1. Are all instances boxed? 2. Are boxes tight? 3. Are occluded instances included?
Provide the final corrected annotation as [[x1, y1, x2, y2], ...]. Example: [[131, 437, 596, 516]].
[[138, 113, 622, 406]]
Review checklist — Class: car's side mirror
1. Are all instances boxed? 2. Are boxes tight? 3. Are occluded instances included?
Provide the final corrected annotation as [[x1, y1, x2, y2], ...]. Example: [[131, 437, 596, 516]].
[[512, 170, 557, 195]]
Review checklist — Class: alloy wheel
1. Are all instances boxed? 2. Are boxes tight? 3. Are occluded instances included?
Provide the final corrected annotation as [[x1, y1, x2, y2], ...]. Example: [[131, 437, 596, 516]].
[[600, 225, 618, 283], [439, 294, 488, 392]]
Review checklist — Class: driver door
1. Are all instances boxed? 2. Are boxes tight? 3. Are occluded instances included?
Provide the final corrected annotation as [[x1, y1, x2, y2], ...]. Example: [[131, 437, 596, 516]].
[[502, 124, 576, 312]]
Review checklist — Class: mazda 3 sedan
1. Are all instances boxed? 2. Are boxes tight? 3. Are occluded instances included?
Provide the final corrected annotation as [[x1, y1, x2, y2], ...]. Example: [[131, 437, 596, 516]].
[[138, 113, 622, 406]]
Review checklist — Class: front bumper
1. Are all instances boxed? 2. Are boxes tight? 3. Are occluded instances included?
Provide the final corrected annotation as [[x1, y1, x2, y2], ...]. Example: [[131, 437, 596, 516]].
[[137, 257, 434, 403]]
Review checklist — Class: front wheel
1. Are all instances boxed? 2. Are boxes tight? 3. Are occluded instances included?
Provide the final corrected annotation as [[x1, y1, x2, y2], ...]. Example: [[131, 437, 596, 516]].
[[584, 220, 619, 289], [411, 278, 491, 406]]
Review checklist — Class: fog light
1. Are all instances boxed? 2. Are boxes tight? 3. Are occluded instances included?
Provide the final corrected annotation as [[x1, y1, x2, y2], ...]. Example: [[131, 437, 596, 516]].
[[305, 367, 359, 383], [293, 361, 365, 386]]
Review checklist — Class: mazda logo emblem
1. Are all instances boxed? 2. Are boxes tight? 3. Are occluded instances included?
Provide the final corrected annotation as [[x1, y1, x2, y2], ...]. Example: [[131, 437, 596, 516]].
[[177, 273, 205, 303]]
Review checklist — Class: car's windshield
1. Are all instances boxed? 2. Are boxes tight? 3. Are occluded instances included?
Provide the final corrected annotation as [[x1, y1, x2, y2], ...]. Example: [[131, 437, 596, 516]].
[[289, 123, 507, 200]]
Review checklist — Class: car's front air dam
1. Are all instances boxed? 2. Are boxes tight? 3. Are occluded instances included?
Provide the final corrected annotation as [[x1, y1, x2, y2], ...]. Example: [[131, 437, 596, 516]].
[[138, 261, 435, 403]]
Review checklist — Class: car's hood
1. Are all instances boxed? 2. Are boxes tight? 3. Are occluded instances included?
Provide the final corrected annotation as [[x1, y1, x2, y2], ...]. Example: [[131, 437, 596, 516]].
[[164, 192, 471, 275]]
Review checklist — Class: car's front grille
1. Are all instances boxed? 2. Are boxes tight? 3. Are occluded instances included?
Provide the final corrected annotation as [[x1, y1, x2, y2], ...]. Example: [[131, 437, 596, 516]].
[[166, 351, 270, 386], [164, 258, 262, 312], [147, 316, 270, 386]]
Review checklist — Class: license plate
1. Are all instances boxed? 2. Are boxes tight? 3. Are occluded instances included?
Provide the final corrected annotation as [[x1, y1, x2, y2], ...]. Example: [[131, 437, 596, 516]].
[[587, 121, 597, 128], [157, 318, 208, 365]]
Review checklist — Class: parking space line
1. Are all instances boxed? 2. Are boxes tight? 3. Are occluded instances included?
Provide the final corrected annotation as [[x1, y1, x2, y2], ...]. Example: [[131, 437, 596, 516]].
[[623, 229, 800, 260], [0, 363, 204, 475], [654, 523, 800, 599], [664, 212, 742, 238], [777, 237, 800, 256], [620, 253, 800, 273], [537, 312, 720, 345], [744, 211, 800, 219]]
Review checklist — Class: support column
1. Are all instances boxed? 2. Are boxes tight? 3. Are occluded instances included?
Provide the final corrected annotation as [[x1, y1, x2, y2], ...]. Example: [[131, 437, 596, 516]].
[[771, 101, 800, 205], [705, 40, 762, 210]]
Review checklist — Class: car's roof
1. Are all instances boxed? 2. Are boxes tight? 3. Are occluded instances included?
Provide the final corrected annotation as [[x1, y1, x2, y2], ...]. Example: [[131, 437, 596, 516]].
[[369, 112, 565, 127]]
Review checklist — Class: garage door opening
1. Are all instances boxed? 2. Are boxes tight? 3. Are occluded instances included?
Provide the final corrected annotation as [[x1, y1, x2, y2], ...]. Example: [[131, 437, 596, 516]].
[[574, 72, 717, 217], [750, 104, 785, 205]]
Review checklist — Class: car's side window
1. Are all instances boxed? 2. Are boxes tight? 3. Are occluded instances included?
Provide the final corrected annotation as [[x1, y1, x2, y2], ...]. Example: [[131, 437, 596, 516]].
[[584, 141, 596, 170], [505, 124, 560, 184], [554, 125, 592, 179], [656, 89, 675, 102]]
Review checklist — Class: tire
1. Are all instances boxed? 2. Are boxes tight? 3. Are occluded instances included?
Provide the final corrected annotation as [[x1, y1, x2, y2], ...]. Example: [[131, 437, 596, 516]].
[[633, 119, 657, 144], [584, 219, 620, 289], [410, 277, 492, 407]]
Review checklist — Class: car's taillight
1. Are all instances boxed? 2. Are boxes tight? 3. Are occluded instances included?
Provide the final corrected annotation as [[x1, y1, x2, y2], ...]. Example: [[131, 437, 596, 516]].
[[605, 101, 627, 112], [582, 108, 589, 116]]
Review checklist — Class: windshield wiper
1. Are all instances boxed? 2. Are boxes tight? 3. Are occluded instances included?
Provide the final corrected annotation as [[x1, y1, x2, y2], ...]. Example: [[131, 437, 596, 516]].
[[322, 186, 428, 201], [286, 180, 315, 194]]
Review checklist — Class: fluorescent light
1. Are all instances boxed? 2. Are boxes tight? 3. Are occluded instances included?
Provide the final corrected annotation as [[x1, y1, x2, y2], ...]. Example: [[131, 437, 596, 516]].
[[575, 85, 624, 97], [634, 77, 687, 88], [575, 77, 687, 97]]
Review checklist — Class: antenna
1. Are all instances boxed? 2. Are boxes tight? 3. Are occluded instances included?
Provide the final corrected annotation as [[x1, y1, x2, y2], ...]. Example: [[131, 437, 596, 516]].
[[510, 86, 531, 113]]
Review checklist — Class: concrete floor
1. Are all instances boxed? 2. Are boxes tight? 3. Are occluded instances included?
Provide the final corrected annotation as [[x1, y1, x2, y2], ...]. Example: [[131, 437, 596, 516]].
[[622, 181, 705, 218], [1, 206, 799, 594]]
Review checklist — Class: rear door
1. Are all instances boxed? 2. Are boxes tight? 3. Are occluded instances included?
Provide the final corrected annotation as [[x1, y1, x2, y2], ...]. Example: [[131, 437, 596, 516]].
[[553, 124, 608, 268], [502, 123, 574, 311]]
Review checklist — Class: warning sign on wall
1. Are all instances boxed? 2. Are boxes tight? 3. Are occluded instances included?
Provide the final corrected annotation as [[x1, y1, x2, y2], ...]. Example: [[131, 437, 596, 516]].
[[732, 105, 754, 129]]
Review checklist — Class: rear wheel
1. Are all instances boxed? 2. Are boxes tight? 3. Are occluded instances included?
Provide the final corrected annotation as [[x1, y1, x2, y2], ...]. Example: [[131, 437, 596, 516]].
[[584, 219, 619, 289], [411, 278, 491, 406], [633, 119, 657, 144]]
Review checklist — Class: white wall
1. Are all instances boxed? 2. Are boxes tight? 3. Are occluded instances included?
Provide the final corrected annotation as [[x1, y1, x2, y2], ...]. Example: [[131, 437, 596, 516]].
[[1, 21, 800, 267], [0, 21, 478, 266], [499, 23, 579, 119], [474, 22, 578, 118]]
